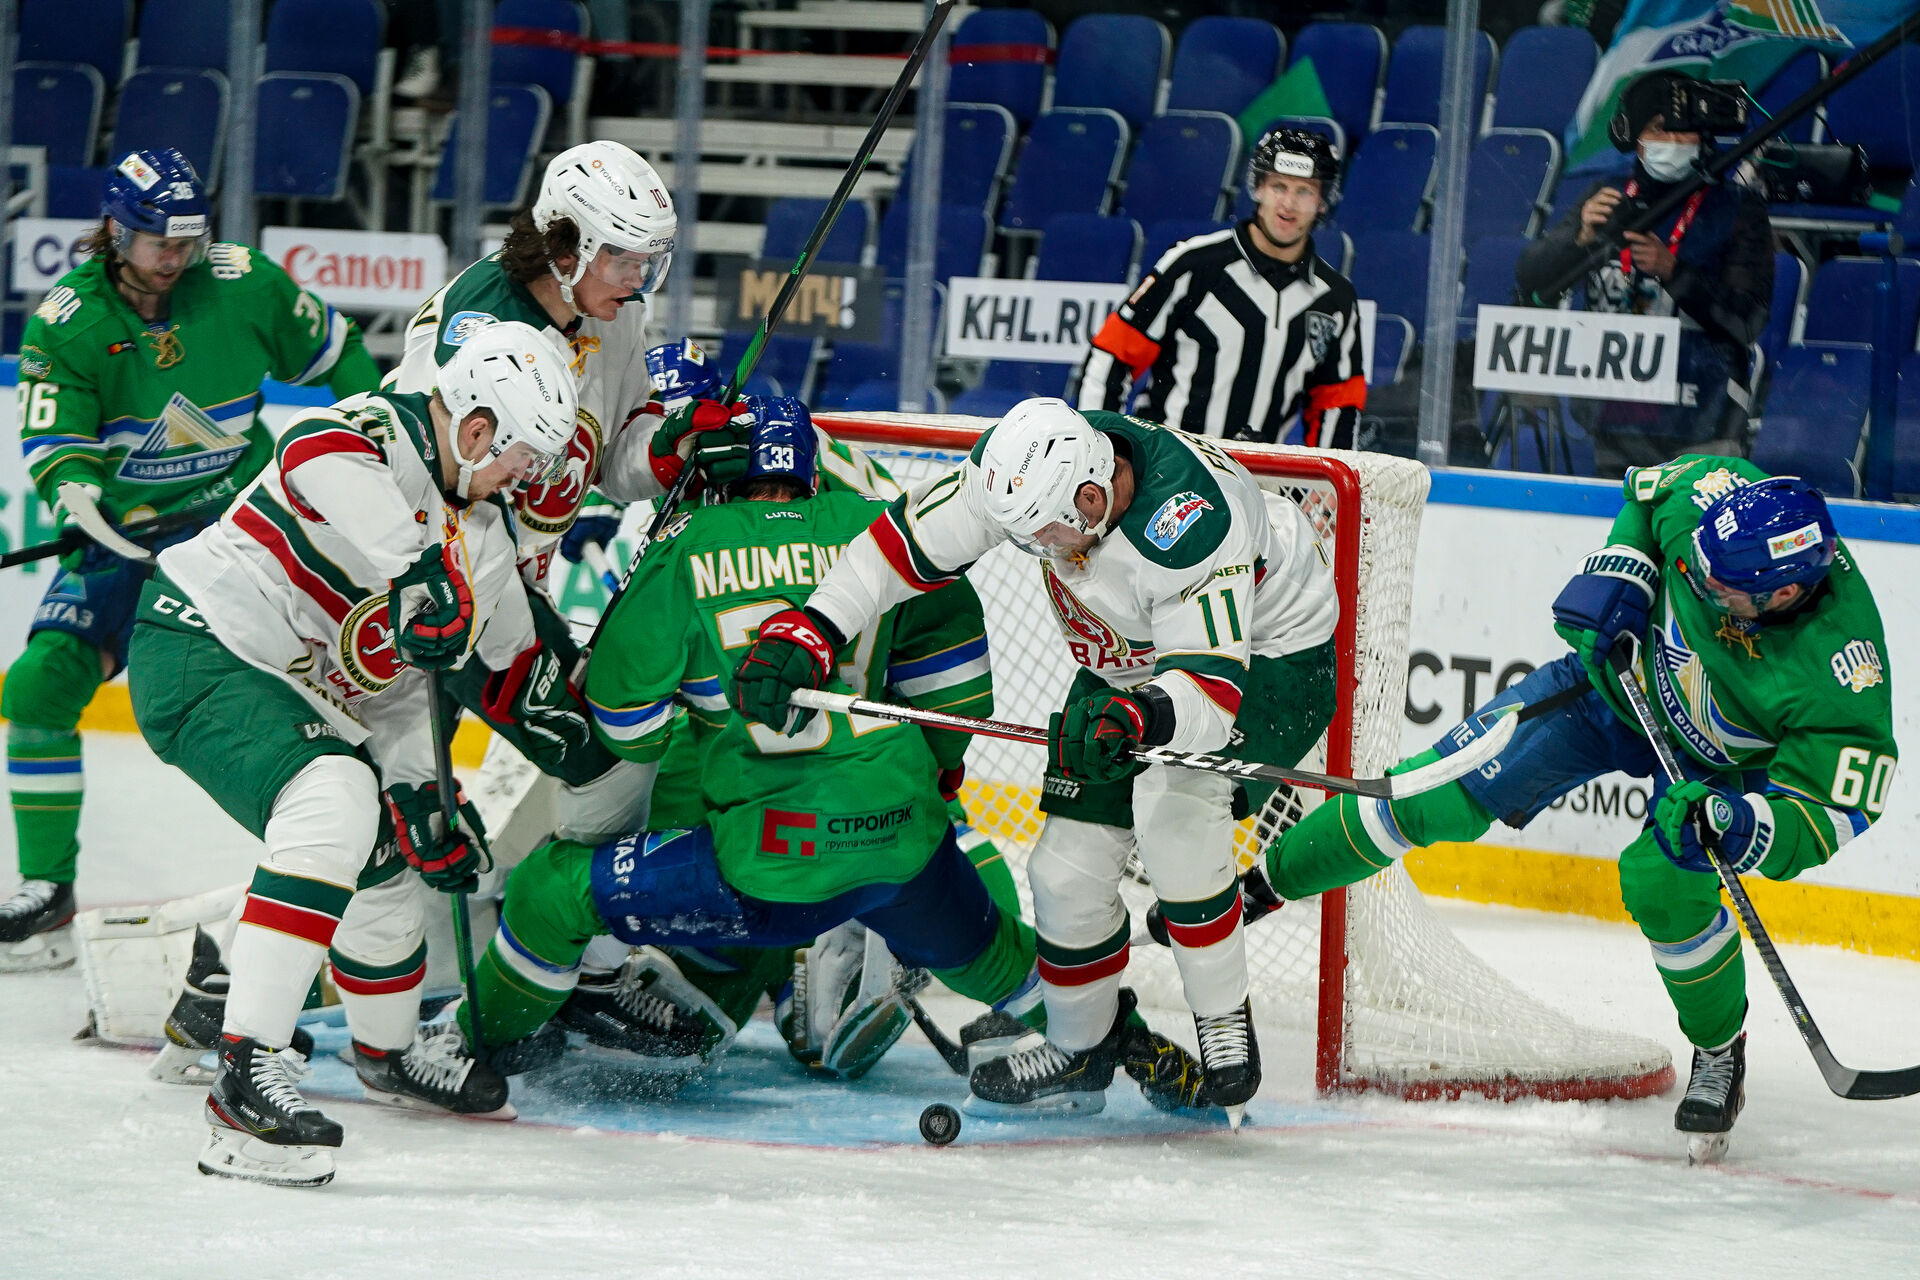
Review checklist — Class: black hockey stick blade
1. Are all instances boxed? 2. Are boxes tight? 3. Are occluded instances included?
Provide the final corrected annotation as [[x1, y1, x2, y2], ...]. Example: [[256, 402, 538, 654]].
[[1, 507, 205, 569], [908, 999, 970, 1076], [1608, 643, 1920, 1101]]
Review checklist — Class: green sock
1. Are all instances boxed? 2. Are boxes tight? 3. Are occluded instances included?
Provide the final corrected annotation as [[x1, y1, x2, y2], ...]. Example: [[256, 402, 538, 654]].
[[1265, 759, 1495, 900], [8, 727, 83, 883], [468, 839, 602, 1047], [933, 909, 1037, 1009]]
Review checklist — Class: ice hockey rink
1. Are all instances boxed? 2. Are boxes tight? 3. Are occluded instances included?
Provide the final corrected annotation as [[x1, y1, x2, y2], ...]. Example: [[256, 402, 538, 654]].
[[2, 731, 1917, 1280]]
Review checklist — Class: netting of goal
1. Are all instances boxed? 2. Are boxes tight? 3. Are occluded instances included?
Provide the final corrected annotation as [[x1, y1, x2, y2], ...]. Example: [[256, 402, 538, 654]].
[[817, 412, 1673, 1102]]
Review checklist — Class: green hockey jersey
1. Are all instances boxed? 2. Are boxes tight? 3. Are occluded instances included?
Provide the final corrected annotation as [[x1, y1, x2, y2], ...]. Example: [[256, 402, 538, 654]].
[[16, 245, 378, 521], [1609, 455, 1896, 875], [584, 490, 992, 903]]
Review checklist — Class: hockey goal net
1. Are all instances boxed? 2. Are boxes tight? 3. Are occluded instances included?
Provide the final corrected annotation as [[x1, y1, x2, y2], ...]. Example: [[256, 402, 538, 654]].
[[816, 412, 1673, 1101]]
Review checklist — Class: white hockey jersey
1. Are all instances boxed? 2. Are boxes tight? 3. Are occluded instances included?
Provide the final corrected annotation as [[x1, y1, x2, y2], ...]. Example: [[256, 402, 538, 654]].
[[390, 256, 661, 590], [156, 390, 531, 786], [806, 411, 1338, 754]]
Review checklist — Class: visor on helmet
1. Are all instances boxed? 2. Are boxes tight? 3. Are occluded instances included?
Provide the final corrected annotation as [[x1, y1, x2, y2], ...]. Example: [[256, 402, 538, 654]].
[[585, 242, 673, 295]]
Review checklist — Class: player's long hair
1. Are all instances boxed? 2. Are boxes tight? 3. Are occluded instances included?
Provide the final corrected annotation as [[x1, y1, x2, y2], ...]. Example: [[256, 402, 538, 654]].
[[498, 207, 581, 284], [77, 219, 118, 265]]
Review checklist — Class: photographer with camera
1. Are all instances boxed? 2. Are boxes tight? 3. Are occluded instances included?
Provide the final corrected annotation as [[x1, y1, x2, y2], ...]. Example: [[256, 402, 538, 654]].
[[1516, 70, 1774, 475]]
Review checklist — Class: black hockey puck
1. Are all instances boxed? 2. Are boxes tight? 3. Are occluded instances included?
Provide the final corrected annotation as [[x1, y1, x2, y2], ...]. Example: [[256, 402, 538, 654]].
[[919, 1103, 961, 1145]]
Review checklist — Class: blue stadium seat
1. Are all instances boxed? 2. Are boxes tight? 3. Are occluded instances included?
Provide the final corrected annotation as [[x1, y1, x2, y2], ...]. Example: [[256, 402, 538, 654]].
[[1379, 26, 1495, 130], [1117, 112, 1241, 227], [110, 69, 228, 189], [763, 198, 868, 265], [1038, 213, 1140, 284], [492, 0, 588, 108], [1463, 128, 1559, 241], [834, 381, 946, 413], [1166, 17, 1284, 117], [720, 333, 818, 403], [264, 0, 384, 96], [999, 109, 1129, 235], [1141, 219, 1233, 270], [1758, 251, 1807, 370], [47, 165, 109, 218], [1898, 178, 1920, 244], [1349, 231, 1432, 334], [254, 73, 359, 201], [1460, 235, 1529, 338], [957, 214, 1143, 414], [948, 10, 1054, 130], [430, 84, 553, 208], [1372, 313, 1413, 386], [1489, 26, 1596, 135], [136, 0, 232, 73], [1752, 48, 1824, 146], [13, 63, 105, 168], [1338, 125, 1437, 234], [1825, 52, 1920, 177], [1288, 23, 1387, 147], [19, 0, 129, 87], [893, 103, 1018, 214], [1894, 350, 1920, 498], [1752, 343, 1871, 498], [1801, 256, 1920, 348], [1053, 15, 1170, 132], [814, 284, 943, 410], [877, 203, 992, 286]]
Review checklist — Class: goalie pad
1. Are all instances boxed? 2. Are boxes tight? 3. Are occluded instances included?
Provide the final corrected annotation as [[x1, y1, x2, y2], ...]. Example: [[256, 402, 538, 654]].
[[74, 884, 244, 1047], [783, 922, 928, 1080]]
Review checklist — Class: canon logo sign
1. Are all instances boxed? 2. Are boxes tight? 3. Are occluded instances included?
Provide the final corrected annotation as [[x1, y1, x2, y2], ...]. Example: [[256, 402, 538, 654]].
[[262, 228, 448, 311]]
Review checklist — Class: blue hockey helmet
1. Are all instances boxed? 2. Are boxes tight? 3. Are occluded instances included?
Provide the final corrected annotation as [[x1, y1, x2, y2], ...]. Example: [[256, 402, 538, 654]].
[[1684, 476, 1837, 609], [103, 149, 211, 255], [735, 396, 818, 496], [645, 339, 727, 409]]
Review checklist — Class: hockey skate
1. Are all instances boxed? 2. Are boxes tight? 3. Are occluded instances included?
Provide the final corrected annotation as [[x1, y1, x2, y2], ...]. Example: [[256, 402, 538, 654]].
[[1121, 1018, 1208, 1113], [1676, 1032, 1746, 1166], [151, 927, 313, 1084], [959, 1007, 1033, 1072], [355, 1008, 514, 1120], [1144, 865, 1285, 948], [0, 879, 75, 972], [1194, 998, 1261, 1128], [557, 947, 735, 1074], [199, 1036, 341, 1187], [966, 989, 1141, 1116]]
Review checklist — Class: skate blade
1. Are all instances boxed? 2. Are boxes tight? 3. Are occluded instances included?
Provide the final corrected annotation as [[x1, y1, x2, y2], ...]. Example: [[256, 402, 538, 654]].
[[150, 1042, 217, 1085], [197, 1126, 336, 1187], [1225, 1106, 1246, 1131], [1686, 1132, 1731, 1166], [359, 1083, 518, 1122], [0, 926, 75, 973], [962, 1090, 1109, 1119]]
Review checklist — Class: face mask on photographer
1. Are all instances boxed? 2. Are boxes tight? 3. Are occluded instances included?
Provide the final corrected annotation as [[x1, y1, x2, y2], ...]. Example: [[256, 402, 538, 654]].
[[1639, 139, 1701, 183]]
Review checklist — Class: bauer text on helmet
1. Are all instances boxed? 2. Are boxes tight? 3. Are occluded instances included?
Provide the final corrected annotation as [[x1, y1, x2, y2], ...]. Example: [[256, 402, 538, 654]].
[[438, 321, 580, 497], [975, 399, 1117, 556], [534, 141, 678, 306]]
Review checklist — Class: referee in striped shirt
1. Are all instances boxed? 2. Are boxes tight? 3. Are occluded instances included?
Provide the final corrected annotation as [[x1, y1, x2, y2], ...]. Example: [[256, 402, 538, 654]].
[[1076, 127, 1367, 448]]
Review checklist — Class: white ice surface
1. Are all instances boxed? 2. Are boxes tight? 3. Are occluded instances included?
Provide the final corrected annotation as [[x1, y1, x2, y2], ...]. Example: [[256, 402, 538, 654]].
[[3, 732, 1920, 1279]]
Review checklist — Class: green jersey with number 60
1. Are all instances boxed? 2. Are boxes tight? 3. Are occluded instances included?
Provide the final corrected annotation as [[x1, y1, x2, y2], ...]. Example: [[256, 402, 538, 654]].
[[16, 245, 378, 522], [1612, 455, 1896, 874], [584, 490, 993, 903]]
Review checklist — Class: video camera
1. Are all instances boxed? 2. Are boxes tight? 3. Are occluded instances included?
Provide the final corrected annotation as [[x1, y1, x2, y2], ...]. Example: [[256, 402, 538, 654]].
[[1656, 78, 1750, 136]]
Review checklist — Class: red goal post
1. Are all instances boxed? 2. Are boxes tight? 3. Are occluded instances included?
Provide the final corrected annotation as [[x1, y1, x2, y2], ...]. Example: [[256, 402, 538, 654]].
[[814, 412, 1674, 1102]]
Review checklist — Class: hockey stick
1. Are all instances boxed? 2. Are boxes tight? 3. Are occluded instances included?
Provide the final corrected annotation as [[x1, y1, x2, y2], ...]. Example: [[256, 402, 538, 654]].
[[424, 673, 489, 1064], [1609, 641, 1920, 1101], [1, 506, 206, 570], [788, 688, 1522, 800], [908, 998, 970, 1076], [585, 0, 958, 651]]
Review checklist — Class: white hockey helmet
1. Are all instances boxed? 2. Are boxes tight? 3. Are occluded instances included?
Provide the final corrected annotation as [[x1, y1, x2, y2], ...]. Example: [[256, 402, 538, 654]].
[[533, 141, 677, 309], [437, 320, 579, 499], [972, 398, 1116, 555]]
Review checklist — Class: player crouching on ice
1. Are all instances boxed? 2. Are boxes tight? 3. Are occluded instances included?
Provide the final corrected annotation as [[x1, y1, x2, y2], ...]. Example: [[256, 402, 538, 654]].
[[1245, 460, 1893, 1162], [454, 401, 1206, 1108], [125, 322, 581, 1187], [731, 399, 1339, 1123]]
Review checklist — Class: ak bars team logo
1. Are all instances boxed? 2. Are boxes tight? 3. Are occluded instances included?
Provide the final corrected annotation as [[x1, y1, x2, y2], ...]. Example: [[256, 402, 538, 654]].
[[1145, 490, 1214, 550]]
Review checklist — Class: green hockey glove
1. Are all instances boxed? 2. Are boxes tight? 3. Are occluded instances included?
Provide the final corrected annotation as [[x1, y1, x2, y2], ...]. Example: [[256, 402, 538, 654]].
[[1049, 689, 1159, 785], [384, 780, 490, 892], [730, 607, 839, 735], [648, 399, 755, 492], [388, 544, 474, 670]]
